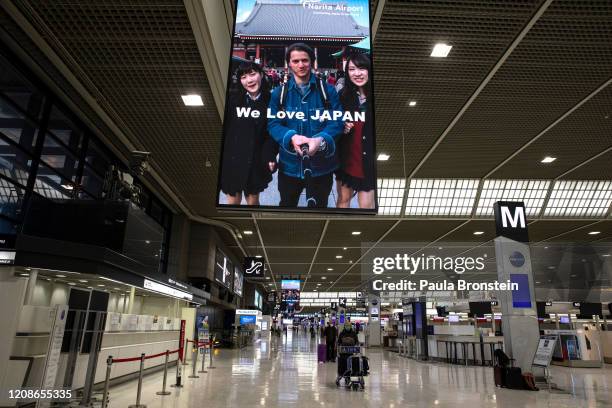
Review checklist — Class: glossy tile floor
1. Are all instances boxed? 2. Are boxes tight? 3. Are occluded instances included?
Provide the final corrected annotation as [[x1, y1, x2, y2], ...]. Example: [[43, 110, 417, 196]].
[[107, 331, 612, 407]]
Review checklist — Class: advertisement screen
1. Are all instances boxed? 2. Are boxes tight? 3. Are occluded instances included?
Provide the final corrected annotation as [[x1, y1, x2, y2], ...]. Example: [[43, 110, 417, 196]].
[[234, 266, 244, 297], [217, 0, 376, 212], [240, 315, 257, 325], [214, 247, 233, 289], [281, 279, 301, 290]]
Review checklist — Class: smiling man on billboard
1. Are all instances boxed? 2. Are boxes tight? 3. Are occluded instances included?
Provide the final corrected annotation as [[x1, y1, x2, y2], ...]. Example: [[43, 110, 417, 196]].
[[267, 43, 344, 208]]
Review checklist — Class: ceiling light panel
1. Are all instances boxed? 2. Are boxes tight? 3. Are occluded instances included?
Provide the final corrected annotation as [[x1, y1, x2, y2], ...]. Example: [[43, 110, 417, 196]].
[[476, 179, 550, 217], [405, 179, 479, 216], [377, 178, 406, 216], [544, 180, 612, 218]]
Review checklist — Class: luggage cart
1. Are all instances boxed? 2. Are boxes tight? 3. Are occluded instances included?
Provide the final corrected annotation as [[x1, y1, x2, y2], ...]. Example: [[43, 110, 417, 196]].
[[335, 345, 368, 391]]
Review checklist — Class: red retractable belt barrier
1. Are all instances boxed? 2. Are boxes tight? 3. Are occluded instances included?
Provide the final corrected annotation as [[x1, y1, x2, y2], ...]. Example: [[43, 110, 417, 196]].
[[112, 349, 180, 363]]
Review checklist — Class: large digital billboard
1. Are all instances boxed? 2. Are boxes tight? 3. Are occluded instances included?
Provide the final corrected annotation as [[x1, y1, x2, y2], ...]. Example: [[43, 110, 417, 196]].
[[217, 0, 376, 213]]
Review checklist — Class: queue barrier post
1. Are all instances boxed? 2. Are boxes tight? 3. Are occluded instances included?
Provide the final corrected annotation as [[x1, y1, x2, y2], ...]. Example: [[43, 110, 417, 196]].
[[189, 347, 199, 378], [172, 349, 183, 388], [156, 350, 172, 396], [199, 342, 208, 373], [101, 356, 113, 408], [182, 338, 189, 366], [128, 353, 147, 408], [208, 338, 216, 369]]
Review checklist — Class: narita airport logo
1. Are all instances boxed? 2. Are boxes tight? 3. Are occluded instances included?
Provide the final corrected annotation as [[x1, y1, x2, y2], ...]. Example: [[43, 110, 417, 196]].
[[301, 0, 364, 13]]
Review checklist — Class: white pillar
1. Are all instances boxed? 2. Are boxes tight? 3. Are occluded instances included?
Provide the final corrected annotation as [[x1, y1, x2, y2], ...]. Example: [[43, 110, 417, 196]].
[[495, 237, 540, 372], [127, 287, 135, 314], [24, 269, 38, 305]]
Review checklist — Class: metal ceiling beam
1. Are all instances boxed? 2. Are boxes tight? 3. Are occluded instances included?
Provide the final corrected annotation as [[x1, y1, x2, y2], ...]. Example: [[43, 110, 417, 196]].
[[184, 0, 231, 118], [252, 214, 277, 291], [482, 78, 612, 179], [371, 0, 386, 42], [303, 220, 329, 286], [406, 0, 554, 179], [349, 219, 472, 291], [327, 219, 402, 290]]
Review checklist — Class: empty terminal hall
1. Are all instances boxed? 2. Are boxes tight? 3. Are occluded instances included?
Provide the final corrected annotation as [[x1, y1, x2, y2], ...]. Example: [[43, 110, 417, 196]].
[[1, 0, 612, 407]]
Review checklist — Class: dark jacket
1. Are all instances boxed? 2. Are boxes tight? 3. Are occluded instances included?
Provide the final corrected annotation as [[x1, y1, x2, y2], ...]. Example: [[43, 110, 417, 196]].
[[338, 90, 374, 180], [324, 325, 338, 343], [268, 73, 344, 178], [338, 329, 359, 348], [221, 92, 278, 195]]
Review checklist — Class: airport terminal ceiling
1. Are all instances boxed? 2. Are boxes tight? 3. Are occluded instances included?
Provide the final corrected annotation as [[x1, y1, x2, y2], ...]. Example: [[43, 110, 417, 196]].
[[0, 0, 610, 292]]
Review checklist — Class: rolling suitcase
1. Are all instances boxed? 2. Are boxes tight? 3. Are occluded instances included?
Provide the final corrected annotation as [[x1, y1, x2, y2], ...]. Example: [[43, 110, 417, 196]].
[[505, 367, 524, 389], [318, 343, 327, 363]]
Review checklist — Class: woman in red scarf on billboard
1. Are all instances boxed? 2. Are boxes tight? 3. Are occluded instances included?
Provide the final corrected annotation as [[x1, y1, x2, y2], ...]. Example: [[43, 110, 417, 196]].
[[336, 54, 375, 209]]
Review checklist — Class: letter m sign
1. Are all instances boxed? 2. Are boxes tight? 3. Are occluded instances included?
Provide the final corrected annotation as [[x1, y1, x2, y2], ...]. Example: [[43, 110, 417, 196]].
[[493, 201, 529, 242]]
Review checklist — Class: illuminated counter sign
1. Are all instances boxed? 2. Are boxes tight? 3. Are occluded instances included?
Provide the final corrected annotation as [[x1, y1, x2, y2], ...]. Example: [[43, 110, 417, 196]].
[[143, 279, 193, 301], [0, 250, 15, 264]]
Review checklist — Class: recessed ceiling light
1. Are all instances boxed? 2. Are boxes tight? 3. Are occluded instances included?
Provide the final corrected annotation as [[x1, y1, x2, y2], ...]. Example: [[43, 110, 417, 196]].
[[343, 247, 347, 250], [25, 268, 31, 271], [351, 231, 361, 235], [244, 230, 253, 235], [603, 254, 611, 257], [321, 276, 327, 280], [327, 268, 333, 271], [255, 255, 263, 258], [114, 287, 121, 290], [145, 240, 151, 244], [68, 282, 76, 286], [314, 289, 318, 292], [20, 273, 29, 276], [56, 274, 66, 278], [317, 283, 321, 286], [265, 276, 270, 280], [79, 280, 88, 283], [97, 284, 105, 287], [547, 266, 556, 270], [535, 281, 540, 284], [588, 231, 601, 235], [541, 156, 557, 163], [377, 153, 390, 161], [349, 260, 353, 264], [408, 101, 417, 107], [431, 43, 452, 58], [181, 94, 203, 106], [473, 231, 484, 235], [386, 276, 391, 279], [87, 286, 93, 289], [336, 255, 343, 259], [570, 274, 576, 278]]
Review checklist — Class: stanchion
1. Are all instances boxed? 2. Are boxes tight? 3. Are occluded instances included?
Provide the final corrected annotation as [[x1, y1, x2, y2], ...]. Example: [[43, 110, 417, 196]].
[[198, 344, 208, 374], [188, 348, 199, 378], [156, 350, 172, 396], [128, 353, 147, 408], [182, 338, 189, 366], [171, 351, 183, 388], [101, 356, 113, 408], [208, 338, 216, 369]]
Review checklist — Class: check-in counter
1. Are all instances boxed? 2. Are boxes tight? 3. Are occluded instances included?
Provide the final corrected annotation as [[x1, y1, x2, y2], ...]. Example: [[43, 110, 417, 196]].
[[428, 331, 504, 366]]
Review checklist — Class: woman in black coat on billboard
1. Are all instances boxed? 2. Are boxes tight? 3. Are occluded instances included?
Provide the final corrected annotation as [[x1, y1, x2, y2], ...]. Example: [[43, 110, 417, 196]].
[[220, 62, 278, 205], [335, 53, 375, 209]]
